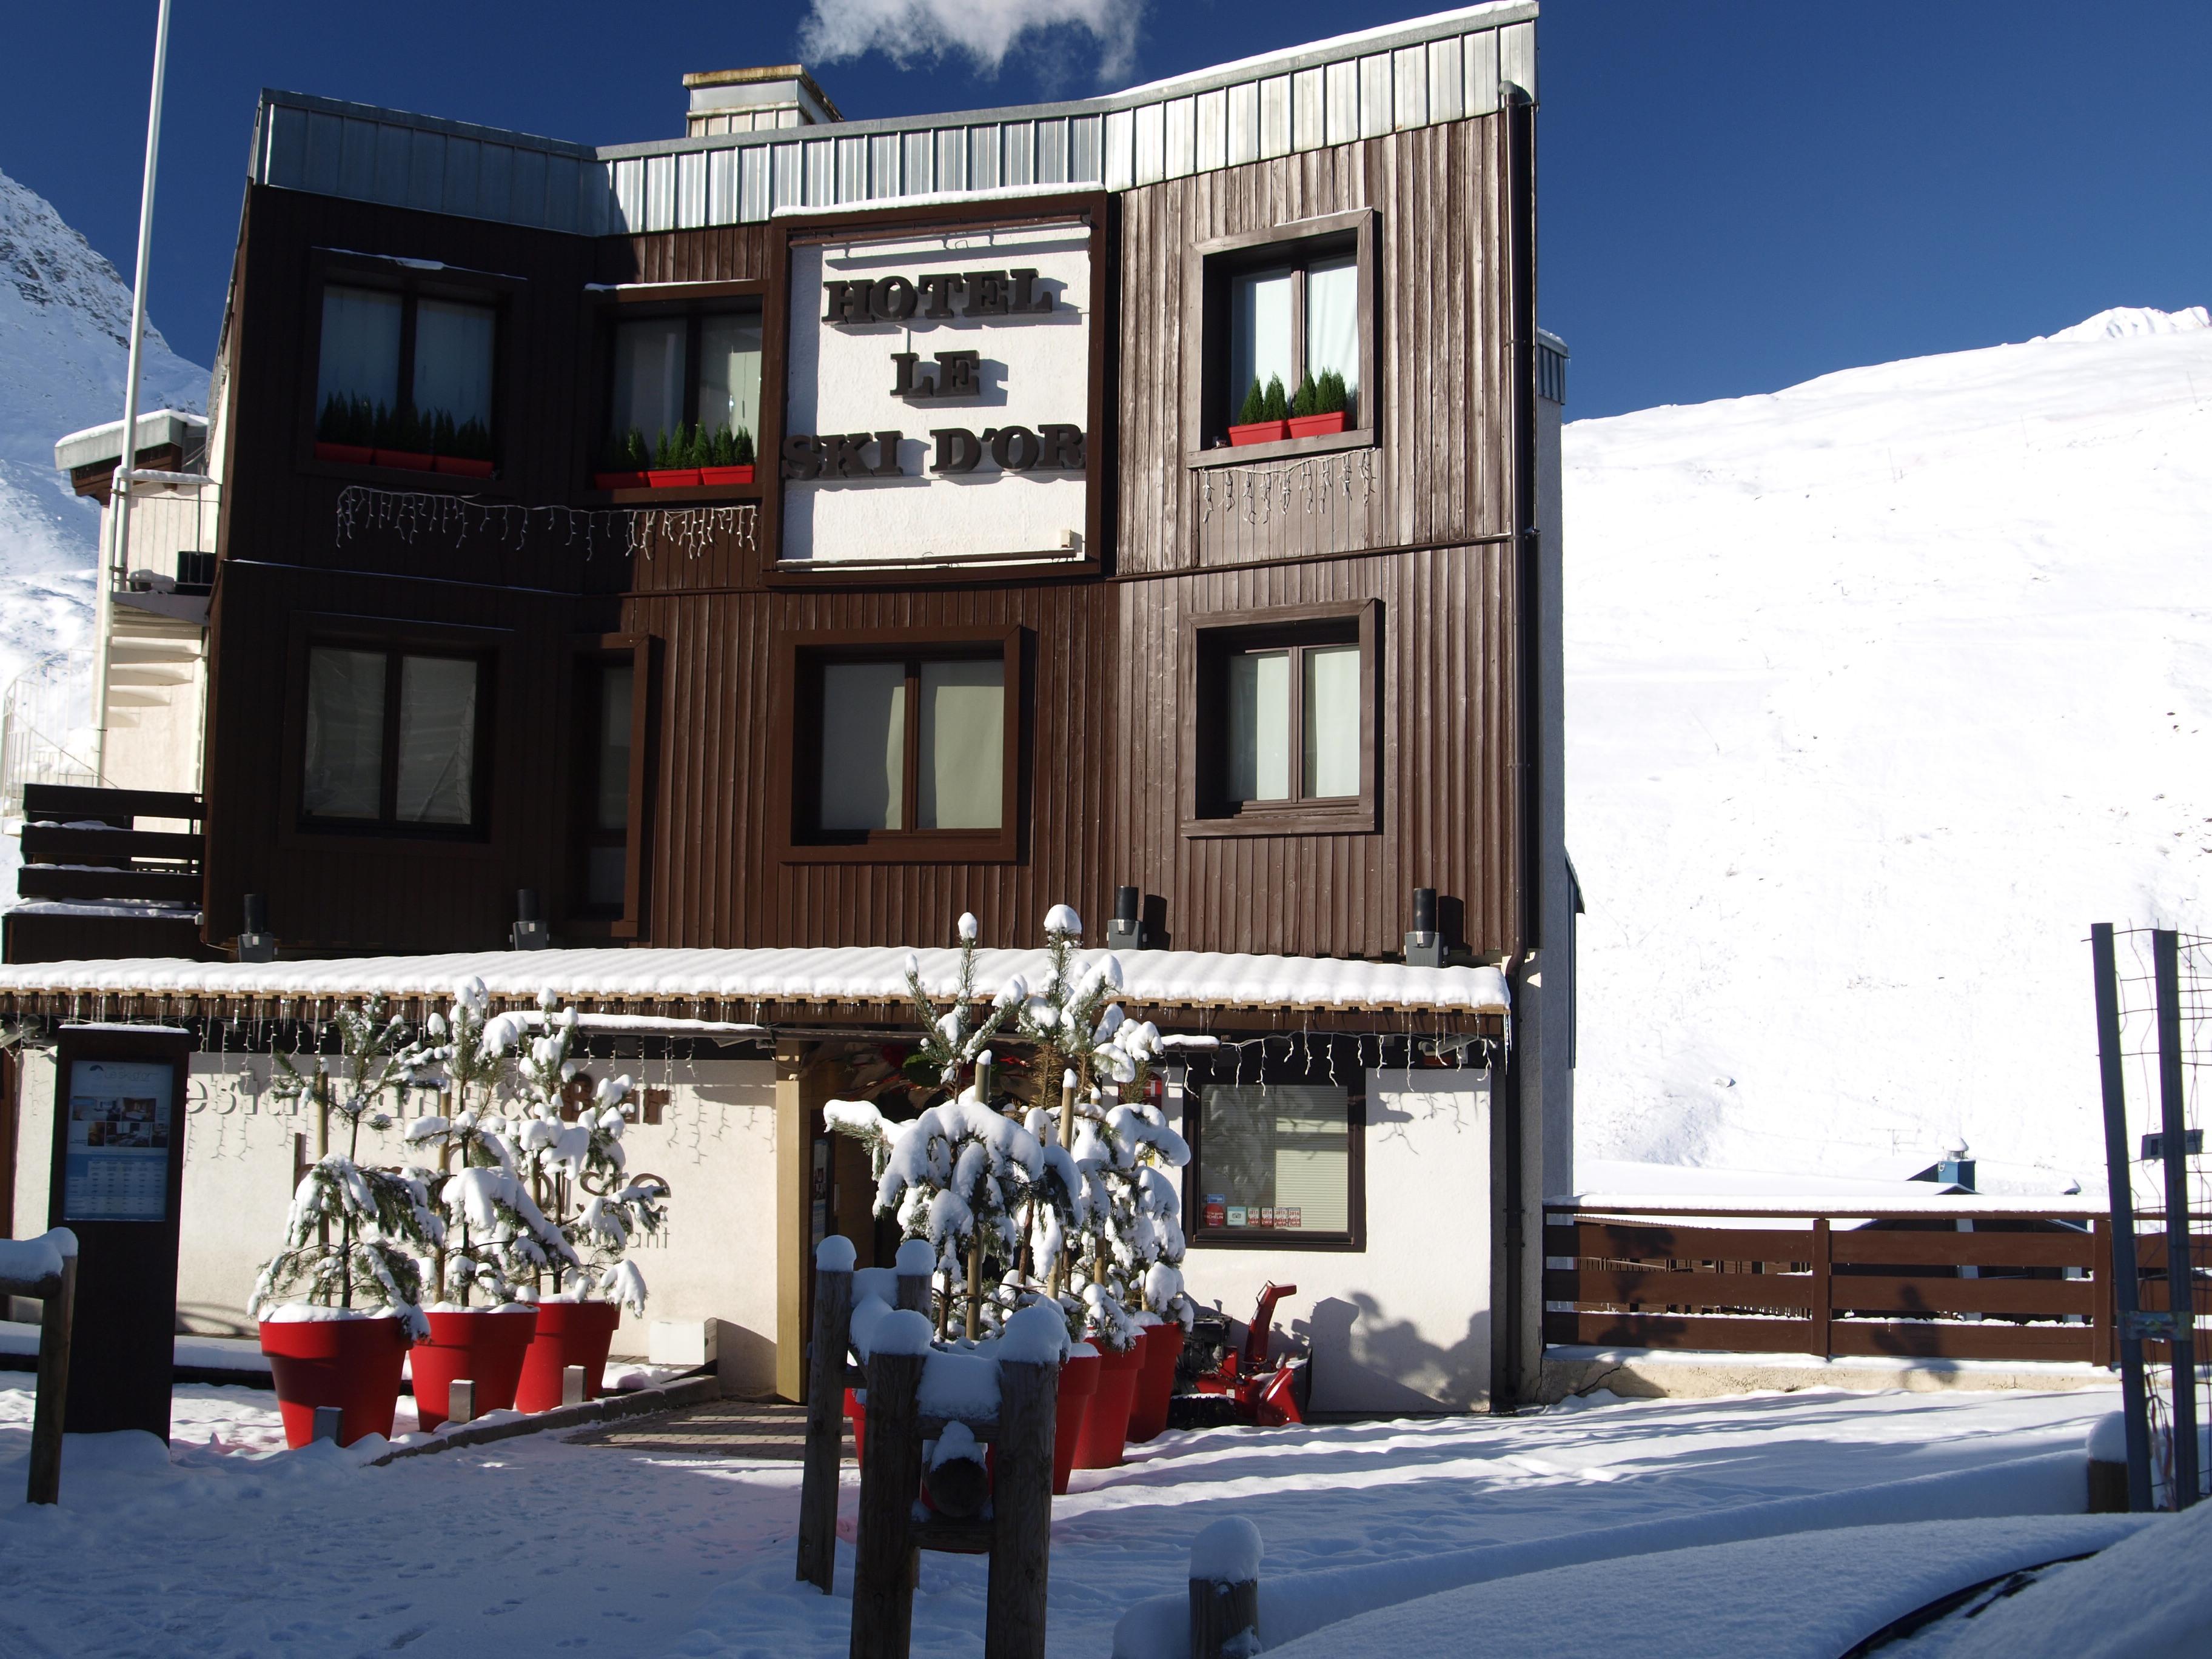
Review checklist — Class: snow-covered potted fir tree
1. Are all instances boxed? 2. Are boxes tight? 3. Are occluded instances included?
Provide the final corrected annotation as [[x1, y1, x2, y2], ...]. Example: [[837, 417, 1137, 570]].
[[500, 995, 668, 1411], [249, 996, 444, 1447], [401, 980, 572, 1428]]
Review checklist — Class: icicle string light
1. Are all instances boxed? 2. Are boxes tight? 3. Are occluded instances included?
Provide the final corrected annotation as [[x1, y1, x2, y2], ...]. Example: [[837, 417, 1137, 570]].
[[335, 485, 759, 561]]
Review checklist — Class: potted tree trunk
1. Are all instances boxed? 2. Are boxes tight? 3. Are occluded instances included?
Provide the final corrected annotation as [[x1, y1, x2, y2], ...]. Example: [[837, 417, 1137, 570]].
[[250, 996, 443, 1449], [1228, 374, 1291, 446]]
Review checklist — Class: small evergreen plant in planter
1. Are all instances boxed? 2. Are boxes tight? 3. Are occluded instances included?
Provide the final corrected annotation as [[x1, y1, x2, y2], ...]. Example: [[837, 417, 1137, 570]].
[[375, 403, 434, 469], [648, 426, 702, 486], [1230, 374, 1292, 446], [700, 422, 757, 486], [594, 428, 652, 490], [1290, 367, 1351, 438], [249, 996, 446, 1447], [315, 395, 378, 464]]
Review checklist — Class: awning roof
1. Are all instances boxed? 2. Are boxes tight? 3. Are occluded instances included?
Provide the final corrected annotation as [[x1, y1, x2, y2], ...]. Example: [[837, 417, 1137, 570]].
[[0, 945, 1510, 1032]]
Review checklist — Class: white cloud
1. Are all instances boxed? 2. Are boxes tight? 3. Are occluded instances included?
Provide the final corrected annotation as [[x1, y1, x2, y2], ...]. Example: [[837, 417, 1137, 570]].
[[797, 0, 1143, 83]]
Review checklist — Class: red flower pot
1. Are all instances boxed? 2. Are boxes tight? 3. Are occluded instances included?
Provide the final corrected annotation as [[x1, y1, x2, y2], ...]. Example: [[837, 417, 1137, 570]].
[[433, 455, 495, 478], [1052, 1347, 1101, 1495], [258, 1313, 411, 1449], [594, 471, 650, 491], [374, 449, 435, 472], [1227, 420, 1290, 447], [313, 441, 376, 466], [844, 1386, 867, 1466], [513, 1299, 622, 1412], [1125, 1320, 1183, 1444], [647, 468, 702, 489], [1287, 411, 1348, 440], [410, 1305, 538, 1430], [699, 464, 756, 487], [1072, 1340, 1142, 1470]]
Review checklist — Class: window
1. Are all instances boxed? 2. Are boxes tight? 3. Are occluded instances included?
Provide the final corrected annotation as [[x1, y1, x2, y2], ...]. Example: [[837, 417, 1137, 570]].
[[301, 645, 488, 833], [1187, 602, 1378, 835], [605, 300, 763, 468], [314, 281, 499, 460], [780, 628, 1022, 862], [1186, 209, 1376, 464], [580, 658, 634, 910], [1182, 1047, 1364, 1249]]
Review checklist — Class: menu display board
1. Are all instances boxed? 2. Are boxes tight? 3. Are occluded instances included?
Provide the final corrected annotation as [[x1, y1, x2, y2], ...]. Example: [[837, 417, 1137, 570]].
[[62, 1058, 176, 1222]]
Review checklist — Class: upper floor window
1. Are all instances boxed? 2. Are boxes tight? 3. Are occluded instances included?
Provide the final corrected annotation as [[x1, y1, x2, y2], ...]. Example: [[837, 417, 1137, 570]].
[[1185, 601, 1378, 837], [602, 300, 762, 479], [1185, 209, 1376, 466], [302, 645, 488, 834], [314, 284, 498, 469], [777, 626, 1022, 863]]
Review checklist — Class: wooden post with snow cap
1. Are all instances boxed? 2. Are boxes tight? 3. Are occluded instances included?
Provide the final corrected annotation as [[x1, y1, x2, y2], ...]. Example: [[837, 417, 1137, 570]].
[[850, 1307, 931, 1659], [4, 1229, 80, 1505], [986, 1304, 1065, 1659], [799, 1234, 856, 1592], [894, 1237, 936, 1315], [1188, 1517, 1262, 1659]]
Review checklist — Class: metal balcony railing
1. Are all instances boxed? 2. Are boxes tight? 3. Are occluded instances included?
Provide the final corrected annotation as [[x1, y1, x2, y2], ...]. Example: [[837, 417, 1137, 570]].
[[113, 473, 218, 594], [0, 652, 98, 823]]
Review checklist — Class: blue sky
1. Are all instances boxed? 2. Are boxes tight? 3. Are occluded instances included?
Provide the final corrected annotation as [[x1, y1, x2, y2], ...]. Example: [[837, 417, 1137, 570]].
[[5, 0, 2207, 418]]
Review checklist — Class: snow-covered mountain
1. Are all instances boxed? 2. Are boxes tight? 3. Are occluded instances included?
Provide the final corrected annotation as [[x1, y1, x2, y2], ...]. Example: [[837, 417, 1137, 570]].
[[1565, 304, 2212, 1194], [0, 164, 206, 694]]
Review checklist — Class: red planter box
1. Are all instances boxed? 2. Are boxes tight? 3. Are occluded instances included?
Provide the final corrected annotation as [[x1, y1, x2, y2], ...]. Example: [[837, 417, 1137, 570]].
[[1228, 420, 1290, 447], [594, 471, 650, 491], [258, 1313, 412, 1448], [647, 468, 703, 489], [513, 1299, 622, 1412], [433, 455, 495, 478], [1053, 1347, 1101, 1494], [374, 449, 435, 472], [1287, 411, 1348, 439], [313, 441, 376, 466], [698, 464, 756, 487], [1124, 1319, 1183, 1445], [1072, 1340, 1143, 1470], [410, 1305, 538, 1430]]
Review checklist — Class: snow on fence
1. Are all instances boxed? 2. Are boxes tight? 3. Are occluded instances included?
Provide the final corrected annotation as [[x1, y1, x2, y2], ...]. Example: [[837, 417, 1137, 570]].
[[1540, 1202, 2211, 1366], [0, 1228, 79, 1504]]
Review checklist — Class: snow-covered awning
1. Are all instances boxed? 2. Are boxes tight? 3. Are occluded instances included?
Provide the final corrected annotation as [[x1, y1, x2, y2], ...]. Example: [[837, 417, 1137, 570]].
[[0, 945, 1509, 1032]]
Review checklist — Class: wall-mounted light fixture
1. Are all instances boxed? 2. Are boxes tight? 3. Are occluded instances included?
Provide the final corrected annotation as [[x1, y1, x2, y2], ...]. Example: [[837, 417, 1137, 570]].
[[1405, 886, 1444, 968], [238, 893, 276, 964], [512, 889, 550, 951], [1107, 885, 1146, 951]]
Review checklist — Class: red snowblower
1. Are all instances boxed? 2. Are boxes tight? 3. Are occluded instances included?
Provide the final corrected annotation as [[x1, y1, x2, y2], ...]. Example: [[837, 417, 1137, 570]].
[[1170, 1281, 1309, 1429]]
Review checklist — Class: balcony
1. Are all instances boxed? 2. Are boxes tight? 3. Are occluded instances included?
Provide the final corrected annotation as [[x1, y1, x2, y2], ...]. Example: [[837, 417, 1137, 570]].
[[111, 473, 218, 620]]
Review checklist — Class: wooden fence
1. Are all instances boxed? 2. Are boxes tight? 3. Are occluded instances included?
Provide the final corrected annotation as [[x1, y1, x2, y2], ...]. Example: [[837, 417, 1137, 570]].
[[1544, 1205, 2209, 1366]]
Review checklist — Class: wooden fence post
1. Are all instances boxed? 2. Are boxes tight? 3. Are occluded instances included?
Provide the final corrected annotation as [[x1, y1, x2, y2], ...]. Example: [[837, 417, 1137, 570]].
[[25, 1255, 76, 1506], [894, 1239, 934, 1315], [851, 1343, 926, 1659], [985, 1357, 1059, 1659], [2091, 1217, 2114, 1369], [1188, 1517, 1262, 1659], [1811, 1217, 1832, 1359], [798, 1256, 854, 1592]]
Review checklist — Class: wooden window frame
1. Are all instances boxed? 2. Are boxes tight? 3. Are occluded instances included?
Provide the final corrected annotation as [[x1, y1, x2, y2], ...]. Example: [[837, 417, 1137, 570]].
[[586, 279, 768, 504], [772, 624, 1023, 865], [565, 633, 659, 941], [1182, 599, 1379, 838], [1178, 1046, 1368, 1253], [276, 612, 511, 858], [1183, 207, 1379, 469], [297, 249, 518, 491]]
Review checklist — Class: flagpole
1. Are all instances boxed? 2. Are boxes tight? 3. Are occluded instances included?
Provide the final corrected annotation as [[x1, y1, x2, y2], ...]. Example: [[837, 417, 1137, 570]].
[[92, 0, 173, 786]]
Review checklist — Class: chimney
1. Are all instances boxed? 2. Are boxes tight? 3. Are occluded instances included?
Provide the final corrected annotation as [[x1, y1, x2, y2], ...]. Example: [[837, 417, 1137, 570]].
[[683, 66, 843, 136]]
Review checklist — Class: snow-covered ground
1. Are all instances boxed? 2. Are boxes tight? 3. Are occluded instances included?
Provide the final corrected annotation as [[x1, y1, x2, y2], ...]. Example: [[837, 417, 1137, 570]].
[[0, 1377, 2119, 1657], [1564, 304, 2212, 1192]]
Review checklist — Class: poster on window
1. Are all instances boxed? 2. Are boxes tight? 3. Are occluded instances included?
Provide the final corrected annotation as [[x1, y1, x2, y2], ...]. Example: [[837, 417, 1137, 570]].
[[782, 217, 1093, 569], [62, 1059, 176, 1222]]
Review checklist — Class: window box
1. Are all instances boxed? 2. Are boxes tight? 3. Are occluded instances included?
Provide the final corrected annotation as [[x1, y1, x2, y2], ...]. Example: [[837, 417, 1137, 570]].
[[314, 441, 376, 467], [593, 470, 651, 491], [373, 448, 435, 472], [434, 455, 495, 480], [1228, 419, 1290, 447], [646, 468, 703, 489], [1287, 411, 1347, 440], [698, 463, 756, 487]]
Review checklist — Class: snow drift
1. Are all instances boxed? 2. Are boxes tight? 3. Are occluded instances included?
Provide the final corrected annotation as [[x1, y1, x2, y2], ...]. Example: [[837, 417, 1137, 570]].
[[1566, 305, 2212, 1189]]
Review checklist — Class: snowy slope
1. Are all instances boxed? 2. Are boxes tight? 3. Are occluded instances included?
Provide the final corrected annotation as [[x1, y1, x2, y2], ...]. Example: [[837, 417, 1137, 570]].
[[0, 165, 206, 695], [1564, 305, 2212, 1191]]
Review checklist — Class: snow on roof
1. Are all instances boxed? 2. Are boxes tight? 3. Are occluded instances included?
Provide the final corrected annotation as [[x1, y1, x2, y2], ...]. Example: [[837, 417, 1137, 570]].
[[0, 945, 1510, 1020], [1556, 1158, 2100, 1218]]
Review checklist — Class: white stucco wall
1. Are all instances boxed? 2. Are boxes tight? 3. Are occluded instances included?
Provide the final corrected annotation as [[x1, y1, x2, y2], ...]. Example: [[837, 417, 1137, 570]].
[[11, 1048, 783, 1393], [1177, 1068, 1493, 1415]]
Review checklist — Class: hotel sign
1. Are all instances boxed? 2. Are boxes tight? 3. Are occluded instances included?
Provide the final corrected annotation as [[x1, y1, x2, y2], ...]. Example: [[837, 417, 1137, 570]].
[[780, 217, 1093, 569]]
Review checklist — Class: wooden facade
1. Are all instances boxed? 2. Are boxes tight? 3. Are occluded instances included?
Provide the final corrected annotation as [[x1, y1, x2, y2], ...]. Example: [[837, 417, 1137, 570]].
[[196, 90, 1541, 971]]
